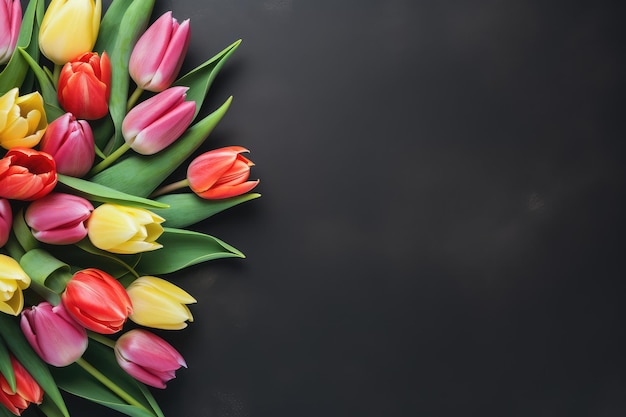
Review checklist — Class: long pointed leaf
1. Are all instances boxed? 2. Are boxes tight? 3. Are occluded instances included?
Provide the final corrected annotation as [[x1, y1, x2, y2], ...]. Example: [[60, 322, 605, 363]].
[[0, 315, 69, 417], [0, 337, 15, 393], [134, 227, 244, 275], [153, 193, 261, 228], [16, 48, 64, 121], [90, 96, 232, 196]]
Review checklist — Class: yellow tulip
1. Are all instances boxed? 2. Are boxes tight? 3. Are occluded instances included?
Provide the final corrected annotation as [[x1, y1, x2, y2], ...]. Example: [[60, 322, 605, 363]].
[[87, 203, 164, 254], [0, 254, 31, 315], [0, 88, 47, 150], [126, 276, 196, 330], [39, 0, 101, 65]]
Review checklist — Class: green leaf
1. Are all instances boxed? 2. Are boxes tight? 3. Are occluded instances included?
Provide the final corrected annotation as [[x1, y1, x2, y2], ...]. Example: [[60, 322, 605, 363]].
[[134, 227, 244, 275], [20, 249, 72, 294], [57, 174, 168, 209], [0, 0, 43, 94], [16, 48, 64, 122], [90, 96, 232, 196], [94, 0, 155, 153], [153, 193, 261, 228], [37, 395, 70, 417], [0, 315, 69, 417], [11, 209, 38, 253], [51, 341, 163, 417], [175, 39, 241, 119], [0, 405, 16, 417], [0, 337, 15, 393]]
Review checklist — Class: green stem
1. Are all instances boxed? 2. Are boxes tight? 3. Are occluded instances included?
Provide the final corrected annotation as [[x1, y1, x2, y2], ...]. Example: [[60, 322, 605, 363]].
[[127, 87, 144, 111], [87, 331, 116, 348], [88, 143, 131, 176], [76, 358, 149, 411], [52, 64, 61, 85], [149, 179, 190, 198]]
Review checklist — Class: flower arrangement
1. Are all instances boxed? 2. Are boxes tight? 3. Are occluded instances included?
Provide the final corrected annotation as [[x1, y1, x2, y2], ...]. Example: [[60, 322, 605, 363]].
[[0, 0, 259, 416]]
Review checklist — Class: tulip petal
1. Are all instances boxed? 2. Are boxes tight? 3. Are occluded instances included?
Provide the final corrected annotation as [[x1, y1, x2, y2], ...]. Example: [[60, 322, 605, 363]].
[[130, 100, 195, 154], [196, 179, 260, 200]]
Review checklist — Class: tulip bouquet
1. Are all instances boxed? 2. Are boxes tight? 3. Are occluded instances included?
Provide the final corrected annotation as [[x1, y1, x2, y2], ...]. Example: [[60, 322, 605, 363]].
[[0, 0, 259, 416]]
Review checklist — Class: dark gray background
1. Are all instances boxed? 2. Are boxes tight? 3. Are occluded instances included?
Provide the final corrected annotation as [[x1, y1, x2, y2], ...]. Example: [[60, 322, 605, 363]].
[[25, 0, 626, 416]]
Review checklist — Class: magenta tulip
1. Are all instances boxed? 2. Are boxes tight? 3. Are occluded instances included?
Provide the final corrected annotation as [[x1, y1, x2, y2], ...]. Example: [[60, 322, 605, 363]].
[[20, 301, 88, 367], [122, 86, 195, 155], [114, 329, 186, 389], [0, 198, 11, 247], [0, 0, 21, 64], [187, 146, 259, 199], [24, 192, 93, 245], [129, 11, 190, 92], [62, 268, 133, 334], [39, 113, 95, 177]]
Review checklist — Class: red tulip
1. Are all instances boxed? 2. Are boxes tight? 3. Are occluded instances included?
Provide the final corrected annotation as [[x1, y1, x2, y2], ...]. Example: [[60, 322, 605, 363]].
[[0, 147, 57, 201], [0, 355, 43, 415], [62, 268, 133, 334], [187, 146, 259, 199], [114, 329, 186, 389], [57, 52, 111, 120], [0, 198, 11, 247], [39, 112, 95, 177]]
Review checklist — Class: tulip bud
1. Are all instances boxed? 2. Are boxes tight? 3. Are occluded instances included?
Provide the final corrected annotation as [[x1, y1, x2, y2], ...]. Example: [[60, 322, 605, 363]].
[[122, 86, 195, 155], [57, 52, 111, 120], [25, 192, 93, 245], [126, 276, 196, 330], [0, 148, 57, 201], [20, 301, 88, 367], [0, 254, 30, 316], [114, 329, 186, 389], [0, 355, 44, 415], [129, 11, 191, 92], [187, 146, 259, 199], [0, 88, 48, 150], [39, 113, 95, 177], [39, 0, 101, 65], [0, 0, 21, 64], [62, 268, 133, 334], [87, 203, 164, 254], [0, 199, 11, 247]]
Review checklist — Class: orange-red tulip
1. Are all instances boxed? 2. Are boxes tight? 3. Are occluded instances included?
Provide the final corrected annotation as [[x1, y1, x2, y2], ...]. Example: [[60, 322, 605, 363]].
[[0, 148, 57, 201], [187, 146, 259, 199], [62, 268, 133, 334], [0, 355, 43, 415]]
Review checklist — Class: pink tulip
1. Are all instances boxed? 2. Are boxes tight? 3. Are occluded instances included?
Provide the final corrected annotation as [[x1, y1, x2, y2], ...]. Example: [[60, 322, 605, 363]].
[[122, 86, 195, 155], [129, 11, 190, 92], [114, 329, 186, 389], [0, 147, 57, 201], [39, 113, 95, 177], [24, 192, 93, 245], [62, 268, 133, 334], [187, 146, 259, 199], [0, 0, 21, 64], [20, 301, 88, 367], [0, 198, 11, 247]]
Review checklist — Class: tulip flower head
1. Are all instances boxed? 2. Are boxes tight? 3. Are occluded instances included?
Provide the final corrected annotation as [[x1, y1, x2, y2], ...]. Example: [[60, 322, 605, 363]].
[[0, 88, 48, 150], [0, 0, 21, 64], [25, 192, 94, 245], [122, 86, 195, 155], [187, 146, 259, 199], [0, 198, 11, 247], [0, 147, 57, 201], [127, 276, 196, 330], [20, 301, 88, 367], [0, 355, 44, 415], [62, 268, 133, 334], [87, 203, 165, 254], [58, 52, 111, 120], [114, 329, 187, 389], [39, 113, 95, 177], [129, 11, 191, 92], [0, 254, 30, 315], [39, 0, 101, 65]]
